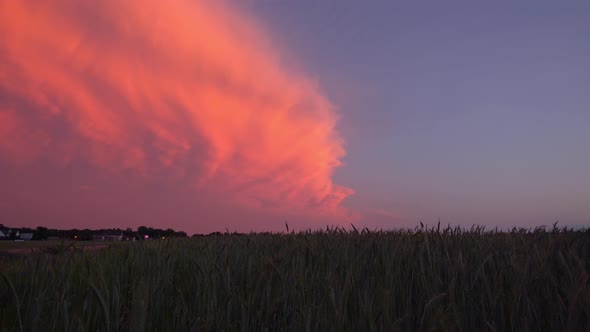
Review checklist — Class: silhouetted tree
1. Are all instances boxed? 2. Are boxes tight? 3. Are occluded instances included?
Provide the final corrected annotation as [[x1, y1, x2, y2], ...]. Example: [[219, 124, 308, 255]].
[[34, 226, 49, 240]]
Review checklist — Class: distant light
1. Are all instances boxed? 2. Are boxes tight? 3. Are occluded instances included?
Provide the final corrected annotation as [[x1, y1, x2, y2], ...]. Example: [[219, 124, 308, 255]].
[[144, 235, 149, 239], [162, 236, 165, 239], [74, 235, 78, 239]]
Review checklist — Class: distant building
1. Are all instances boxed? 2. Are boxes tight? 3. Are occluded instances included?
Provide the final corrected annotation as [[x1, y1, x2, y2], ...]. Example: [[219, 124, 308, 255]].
[[20, 233, 34, 241], [0, 230, 7, 238], [93, 234, 123, 241]]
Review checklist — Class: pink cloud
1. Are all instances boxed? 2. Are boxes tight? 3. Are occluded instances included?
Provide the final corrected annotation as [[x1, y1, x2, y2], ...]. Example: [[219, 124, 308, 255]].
[[0, 0, 353, 228]]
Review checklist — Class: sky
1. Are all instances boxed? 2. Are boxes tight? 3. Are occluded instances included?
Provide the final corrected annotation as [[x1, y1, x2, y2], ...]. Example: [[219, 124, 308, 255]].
[[0, 0, 588, 234]]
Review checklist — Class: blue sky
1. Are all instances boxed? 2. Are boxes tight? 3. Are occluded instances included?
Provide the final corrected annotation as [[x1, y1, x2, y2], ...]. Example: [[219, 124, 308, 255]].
[[244, 0, 590, 227]]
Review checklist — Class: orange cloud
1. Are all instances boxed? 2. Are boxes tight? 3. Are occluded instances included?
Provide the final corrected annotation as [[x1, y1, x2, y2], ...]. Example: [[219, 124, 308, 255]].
[[0, 0, 353, 220]]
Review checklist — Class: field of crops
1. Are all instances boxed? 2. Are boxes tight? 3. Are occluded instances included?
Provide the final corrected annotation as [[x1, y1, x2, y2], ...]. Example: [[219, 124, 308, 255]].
[[1, 226, 589, 331]]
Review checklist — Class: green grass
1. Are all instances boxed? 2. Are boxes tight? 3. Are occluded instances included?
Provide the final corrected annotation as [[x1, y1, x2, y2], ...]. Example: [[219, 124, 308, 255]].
[[1, 226, 589, 331]]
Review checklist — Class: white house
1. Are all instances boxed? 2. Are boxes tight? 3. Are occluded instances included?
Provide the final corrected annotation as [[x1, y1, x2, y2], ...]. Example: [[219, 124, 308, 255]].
[[93, 234, 123, 241], [20, 233, 34, 241]]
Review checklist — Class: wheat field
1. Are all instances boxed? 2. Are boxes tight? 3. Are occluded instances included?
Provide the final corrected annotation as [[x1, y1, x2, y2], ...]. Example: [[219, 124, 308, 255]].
[[1, 225, 589, 331]]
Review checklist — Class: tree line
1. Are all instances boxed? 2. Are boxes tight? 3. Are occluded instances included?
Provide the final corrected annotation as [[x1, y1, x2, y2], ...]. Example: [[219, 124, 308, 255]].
[[0, 224, 187, 240]]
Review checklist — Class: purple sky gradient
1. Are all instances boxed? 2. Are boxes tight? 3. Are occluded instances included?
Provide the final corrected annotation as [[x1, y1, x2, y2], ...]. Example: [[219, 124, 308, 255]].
[[243, 0, 590, 228]]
